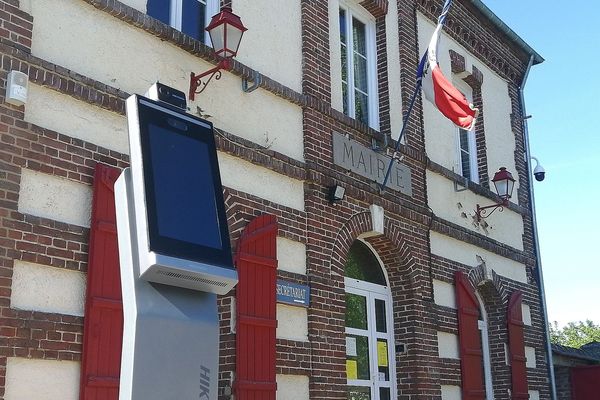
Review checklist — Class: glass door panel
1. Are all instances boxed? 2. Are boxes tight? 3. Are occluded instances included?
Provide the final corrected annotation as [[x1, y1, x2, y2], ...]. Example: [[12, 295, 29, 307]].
[[346, 284, 395, 400], [348, 386, 371, 400]]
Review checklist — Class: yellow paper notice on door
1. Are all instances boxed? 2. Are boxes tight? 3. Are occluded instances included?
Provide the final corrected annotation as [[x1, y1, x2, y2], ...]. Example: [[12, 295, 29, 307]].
[[377, 341, 388, 367], [346, 360, 358, 379]]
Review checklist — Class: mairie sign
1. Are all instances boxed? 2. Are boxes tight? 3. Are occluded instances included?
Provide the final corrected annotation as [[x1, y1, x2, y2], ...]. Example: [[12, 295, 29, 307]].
[[276, 280, 310, 308], [332, 131, 412, 196]]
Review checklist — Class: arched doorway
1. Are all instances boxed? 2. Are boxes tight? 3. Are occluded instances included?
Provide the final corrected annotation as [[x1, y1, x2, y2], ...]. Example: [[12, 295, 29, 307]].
[[344, 240, 396, 400]]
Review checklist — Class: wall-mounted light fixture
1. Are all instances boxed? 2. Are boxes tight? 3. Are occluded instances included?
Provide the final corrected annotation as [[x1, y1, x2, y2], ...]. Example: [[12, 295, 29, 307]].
[[189, 7, 247, 101], [475, 167, 516, 221], [328, 185, 346, 205]]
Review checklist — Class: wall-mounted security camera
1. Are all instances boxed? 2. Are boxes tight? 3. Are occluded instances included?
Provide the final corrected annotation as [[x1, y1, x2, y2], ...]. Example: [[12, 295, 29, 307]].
[[531, 156, 545, 182]]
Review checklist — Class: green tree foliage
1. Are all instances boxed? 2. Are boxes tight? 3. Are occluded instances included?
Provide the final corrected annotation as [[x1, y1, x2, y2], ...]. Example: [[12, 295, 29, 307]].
[[550, 320, 600, 348]]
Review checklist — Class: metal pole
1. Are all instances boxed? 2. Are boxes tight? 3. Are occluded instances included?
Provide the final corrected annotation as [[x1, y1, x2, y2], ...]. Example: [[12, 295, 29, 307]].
[[380, 80, 421, 191], [520, 54, 557, 400]]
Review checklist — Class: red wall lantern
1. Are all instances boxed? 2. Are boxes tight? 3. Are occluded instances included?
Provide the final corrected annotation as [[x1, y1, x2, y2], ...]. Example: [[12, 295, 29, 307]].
[[476, 167, 516, 221], [189, 7, 248, 101]]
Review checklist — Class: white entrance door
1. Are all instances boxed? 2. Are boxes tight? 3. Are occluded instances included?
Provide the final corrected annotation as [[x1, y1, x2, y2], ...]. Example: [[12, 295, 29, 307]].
[[345, 278, 396, 400]]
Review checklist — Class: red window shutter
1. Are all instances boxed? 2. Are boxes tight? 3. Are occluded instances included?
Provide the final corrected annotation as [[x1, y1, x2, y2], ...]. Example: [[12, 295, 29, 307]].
[[80, 164, 123, 400], [455, 271, 486, 400], [507, 291, 528, 400], [235, 214, 278, 400], [572, 365, 600, 400]]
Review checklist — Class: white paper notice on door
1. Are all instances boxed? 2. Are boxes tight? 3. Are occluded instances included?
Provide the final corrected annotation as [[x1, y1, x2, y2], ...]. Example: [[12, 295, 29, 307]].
[[346, 337, 357, 357]]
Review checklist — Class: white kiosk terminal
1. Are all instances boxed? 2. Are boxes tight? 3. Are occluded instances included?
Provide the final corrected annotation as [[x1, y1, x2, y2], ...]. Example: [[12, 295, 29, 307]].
[[115, 86, 237, 400]]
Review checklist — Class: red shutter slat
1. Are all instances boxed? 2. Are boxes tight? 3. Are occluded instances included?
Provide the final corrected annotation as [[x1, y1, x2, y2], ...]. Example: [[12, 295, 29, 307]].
[[80, 164, 123, 400], [507, 291, 528, 400], [235, 214, 278, 400], [455, 271, 486, 400], [572, 365, 600, 400]]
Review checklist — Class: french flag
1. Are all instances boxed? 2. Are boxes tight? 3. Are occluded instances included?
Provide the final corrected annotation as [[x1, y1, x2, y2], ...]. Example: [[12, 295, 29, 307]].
[[417, 3, 478, 130]]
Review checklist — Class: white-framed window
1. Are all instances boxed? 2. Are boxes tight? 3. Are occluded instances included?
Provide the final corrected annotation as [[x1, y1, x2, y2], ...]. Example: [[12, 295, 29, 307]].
[[476, 292, 495, 400], [339, 3, 379, 129], [454, 80, 479, 183], [147, 0, 220, 43]]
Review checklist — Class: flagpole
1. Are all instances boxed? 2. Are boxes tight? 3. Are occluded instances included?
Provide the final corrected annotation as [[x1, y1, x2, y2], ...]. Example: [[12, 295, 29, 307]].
[[380, 0, 453, 192], [379, 80, 421, 191]]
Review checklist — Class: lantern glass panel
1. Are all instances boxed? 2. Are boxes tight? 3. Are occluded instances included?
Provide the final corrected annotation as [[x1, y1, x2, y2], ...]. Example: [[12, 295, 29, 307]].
[[224, 23, 244, 57], [208, 24, 225, 56], [493, 178, 514, 200]]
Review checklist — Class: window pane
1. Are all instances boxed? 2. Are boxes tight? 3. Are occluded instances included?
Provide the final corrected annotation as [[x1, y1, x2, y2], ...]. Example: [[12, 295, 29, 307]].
[[459, 129, 470, 152], [345, 241, 386, 285], [461, 150, 471, 179], [342, 82, 349, 115], [352, 18, 366, 56], [353, 54, 368, 92], [375, 299, 387, 333], [341, 44, 348, 84], [346, 293, 368, 330], [182, 0, 207, 41], [346, 335, 370, 380], [379, 388, 391, 400], [147, 0, 170, 24], [339, 9, 347, 44], [377, 339, 390, 381], [355, 90, 369, 125], [348, 386, 371, 400]]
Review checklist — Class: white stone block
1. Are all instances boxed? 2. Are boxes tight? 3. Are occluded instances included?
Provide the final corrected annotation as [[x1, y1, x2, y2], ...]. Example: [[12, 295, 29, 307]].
[[369, 204, 385, 235], [25, 84, 128, 154], [18, 169, 92, 227], [441, 385, 461, 400], [522, 303, 532, 326], [433, 279, 456, 309], [276, 374, 309, 400], [528, 390, 540, 400], [430, 232, 527, 283], [277, 304, 308, 342], [5, 358, 80, 400], [525, 346, 537, 368], [11, 261, 86, 316], [218, 152, 304, 211], [277, 237, 307, 275], [437, 331, 460, 359]]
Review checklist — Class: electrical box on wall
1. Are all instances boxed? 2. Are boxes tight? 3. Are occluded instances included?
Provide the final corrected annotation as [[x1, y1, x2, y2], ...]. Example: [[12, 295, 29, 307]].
[[5, 70, 28, 106]]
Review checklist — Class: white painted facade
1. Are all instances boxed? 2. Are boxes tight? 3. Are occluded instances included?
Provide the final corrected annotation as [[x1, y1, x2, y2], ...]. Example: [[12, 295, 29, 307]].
[[433, 279, 456, 309], [430, 232, 528, 283], [28, 0, 305, 162], [234, 0, 303, 92], [525, 346, 537, 368], [25, 84, 129, 154], [217, 152, 305, 211], [277, 237, 307, 275], [440, 385, 462, 400], [11, 260, 86, 316], [18, 168, 93, 228], [276, 304, 308, 342], [437, 331, 460, 359], [427, 171, 524, 250], [4, 358, 80, 400], [276, 374, 310, 400], [417, 13, 519, 197]]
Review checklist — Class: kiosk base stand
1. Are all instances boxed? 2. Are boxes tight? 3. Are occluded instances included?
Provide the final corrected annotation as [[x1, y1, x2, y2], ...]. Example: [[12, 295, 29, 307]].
[[115, 168, 219, 400]]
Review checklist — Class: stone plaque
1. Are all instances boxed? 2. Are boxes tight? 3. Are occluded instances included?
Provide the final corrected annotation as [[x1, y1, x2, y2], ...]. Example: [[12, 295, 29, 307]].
[[332, 132, 412, 196]]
